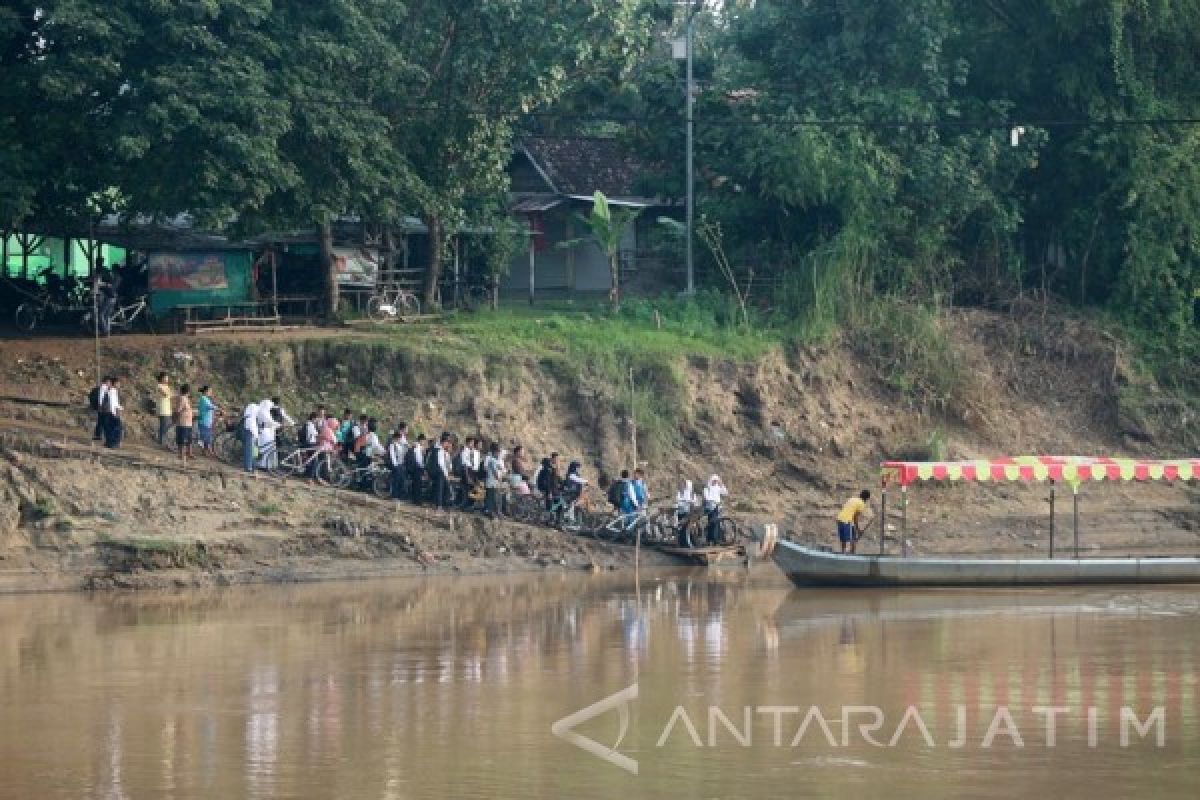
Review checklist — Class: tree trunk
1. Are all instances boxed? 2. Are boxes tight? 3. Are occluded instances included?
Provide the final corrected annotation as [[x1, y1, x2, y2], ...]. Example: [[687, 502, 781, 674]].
[[319, 218, 338, 318], [422, 215, 443, 310], [609, 252, 621, 311], [382, 227, 396, 284]]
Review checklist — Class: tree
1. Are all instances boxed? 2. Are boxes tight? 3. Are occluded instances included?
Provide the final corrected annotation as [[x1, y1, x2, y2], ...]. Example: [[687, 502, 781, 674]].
[[380, 0, 655, 309], [562, 192, 642, 310]]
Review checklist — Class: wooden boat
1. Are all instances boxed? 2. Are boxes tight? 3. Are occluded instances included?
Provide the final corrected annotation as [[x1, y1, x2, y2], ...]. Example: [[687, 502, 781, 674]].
[[773, 540, 1200, 588]]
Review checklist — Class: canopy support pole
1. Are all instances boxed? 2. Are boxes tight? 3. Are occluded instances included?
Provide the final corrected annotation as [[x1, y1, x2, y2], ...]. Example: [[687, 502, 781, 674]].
[[1073, 489, 1080, 558], [901, 485, 908, 555], [1049, 480, 1056, 559], [879, 485, 887, 556]]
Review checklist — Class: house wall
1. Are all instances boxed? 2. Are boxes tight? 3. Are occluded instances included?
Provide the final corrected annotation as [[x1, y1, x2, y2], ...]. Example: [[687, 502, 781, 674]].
[[502, 207, 635, 295]]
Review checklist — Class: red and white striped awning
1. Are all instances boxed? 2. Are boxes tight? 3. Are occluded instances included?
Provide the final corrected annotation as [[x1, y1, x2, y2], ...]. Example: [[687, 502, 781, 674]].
[[882, 456, 1200, 488]]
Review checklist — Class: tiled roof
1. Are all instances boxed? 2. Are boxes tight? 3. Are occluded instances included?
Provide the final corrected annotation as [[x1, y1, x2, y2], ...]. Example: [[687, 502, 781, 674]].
[[520, 136, 648, 200]]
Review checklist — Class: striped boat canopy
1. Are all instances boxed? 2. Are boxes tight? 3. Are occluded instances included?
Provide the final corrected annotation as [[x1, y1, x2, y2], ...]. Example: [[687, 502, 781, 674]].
[[882, 456, 1200, 488]]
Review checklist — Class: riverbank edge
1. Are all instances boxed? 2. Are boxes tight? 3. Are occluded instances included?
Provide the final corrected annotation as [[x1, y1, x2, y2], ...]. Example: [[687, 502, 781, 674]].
[[0, 546, 688, 595]]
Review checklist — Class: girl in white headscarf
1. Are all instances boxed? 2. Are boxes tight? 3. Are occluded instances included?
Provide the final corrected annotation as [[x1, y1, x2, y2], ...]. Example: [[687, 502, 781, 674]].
[[675, 479, 695, 520], [702, 475, 728, 546]]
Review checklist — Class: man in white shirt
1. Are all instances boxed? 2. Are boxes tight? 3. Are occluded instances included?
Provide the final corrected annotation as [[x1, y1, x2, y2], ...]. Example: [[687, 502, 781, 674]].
[[457, 436, 478, 508], [432, 433, 452, 511], [387, 430, 408, 500], [408, 434, 426, 504], [92, 376, 110, 441], [102, 376, 124, 448], [483, 442, 506, 518], [241, 401, 259, 473]]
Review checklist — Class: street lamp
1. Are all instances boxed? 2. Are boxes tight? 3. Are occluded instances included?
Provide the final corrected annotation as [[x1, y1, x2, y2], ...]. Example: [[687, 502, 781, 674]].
[[672, 2, 702, 296]]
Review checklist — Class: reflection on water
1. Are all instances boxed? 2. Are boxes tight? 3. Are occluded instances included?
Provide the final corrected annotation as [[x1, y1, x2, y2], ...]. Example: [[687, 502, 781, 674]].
[[1, 571, 1198, 799]]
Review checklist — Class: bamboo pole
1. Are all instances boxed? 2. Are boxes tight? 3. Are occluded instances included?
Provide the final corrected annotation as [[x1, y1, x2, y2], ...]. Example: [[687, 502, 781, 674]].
[[879, 485, 887, 556], [1049, 480, 1056, 559], [1073, 489, 1080, 558]]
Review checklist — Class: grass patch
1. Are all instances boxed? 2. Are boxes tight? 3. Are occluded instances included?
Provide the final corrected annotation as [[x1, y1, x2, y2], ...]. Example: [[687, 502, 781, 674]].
[[256, 502, 283, 517], [850, 300, 978, 420], [367, 298, 780, 457]]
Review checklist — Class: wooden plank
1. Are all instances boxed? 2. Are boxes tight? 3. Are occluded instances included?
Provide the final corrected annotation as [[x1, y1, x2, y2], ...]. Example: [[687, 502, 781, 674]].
[[657, 545, 747, 567]]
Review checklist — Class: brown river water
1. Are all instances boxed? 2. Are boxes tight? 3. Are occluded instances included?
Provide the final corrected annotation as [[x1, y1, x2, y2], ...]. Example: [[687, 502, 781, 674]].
[[1, 568, 1198, 799]]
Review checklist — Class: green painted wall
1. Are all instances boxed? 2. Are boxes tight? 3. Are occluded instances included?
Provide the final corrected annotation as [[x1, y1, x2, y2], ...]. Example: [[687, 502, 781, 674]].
[[2, 235, 126, 280], [148, 250, 255, 314]]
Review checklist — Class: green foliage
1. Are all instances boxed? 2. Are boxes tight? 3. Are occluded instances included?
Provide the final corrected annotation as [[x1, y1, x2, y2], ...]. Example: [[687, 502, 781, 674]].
[[560, 191, 643, 309], [851, 300, 977, 419], [614, 0, 1199, 386]]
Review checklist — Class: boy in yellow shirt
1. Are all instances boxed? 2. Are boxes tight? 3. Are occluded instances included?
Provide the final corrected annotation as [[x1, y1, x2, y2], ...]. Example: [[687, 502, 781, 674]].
[[836, 490, 871, 554]]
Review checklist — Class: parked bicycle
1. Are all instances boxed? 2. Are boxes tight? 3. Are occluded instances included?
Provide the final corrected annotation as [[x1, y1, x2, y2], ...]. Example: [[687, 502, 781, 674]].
[[330, 460, 391, 496], [264, 444, 338, 483], [80, 294, 152, 334], [592, 509, 652, 544], [366, 284, 421, 322], [14, 293, 80, 332], [675, 511, 743, 548]]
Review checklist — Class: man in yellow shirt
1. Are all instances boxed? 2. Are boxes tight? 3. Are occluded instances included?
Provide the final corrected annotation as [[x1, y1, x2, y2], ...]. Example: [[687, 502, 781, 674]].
[[836, 490, 871, 554], [155, 372, 173, 448]]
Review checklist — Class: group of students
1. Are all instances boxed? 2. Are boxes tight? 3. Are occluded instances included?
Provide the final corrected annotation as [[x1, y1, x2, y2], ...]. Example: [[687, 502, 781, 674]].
[[87, 374, 736, 546]]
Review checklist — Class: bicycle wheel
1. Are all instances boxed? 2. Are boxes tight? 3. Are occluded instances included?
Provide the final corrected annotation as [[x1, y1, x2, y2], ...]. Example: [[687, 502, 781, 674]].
[[717, 518, 741, 547], [215, 432, 242, 464], [510, 495, 538, 523], [328, 460, 353, 490], [14, 303, 40, 332], [313, 455, 335, 484], [397, 292, 420, 317], [592, 516, 624, 543], [366, 295, 393, 322], [645, 512, 675, 545], [276, 447, 304, 478], [371, 469, 392, 498]]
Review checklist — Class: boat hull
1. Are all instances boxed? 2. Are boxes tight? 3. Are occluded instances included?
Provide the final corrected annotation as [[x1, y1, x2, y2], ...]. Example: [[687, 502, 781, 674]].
[[773, 541, 1200, 587]]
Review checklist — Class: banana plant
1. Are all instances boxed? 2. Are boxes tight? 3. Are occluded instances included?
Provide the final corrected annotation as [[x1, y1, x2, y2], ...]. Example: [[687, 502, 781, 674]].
[[559, 191, 641, 311]]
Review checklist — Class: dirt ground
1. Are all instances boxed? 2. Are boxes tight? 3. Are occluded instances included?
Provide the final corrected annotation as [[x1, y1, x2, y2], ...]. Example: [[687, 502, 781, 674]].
[[0, 308, 1197, 593]]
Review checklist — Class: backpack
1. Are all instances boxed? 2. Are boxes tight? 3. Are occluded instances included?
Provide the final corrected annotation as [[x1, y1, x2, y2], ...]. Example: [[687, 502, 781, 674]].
[[404, 446, 420, 471], [535, 462, 551, 493], [88, 386, 101, 411], [607, 479, 627, 509]]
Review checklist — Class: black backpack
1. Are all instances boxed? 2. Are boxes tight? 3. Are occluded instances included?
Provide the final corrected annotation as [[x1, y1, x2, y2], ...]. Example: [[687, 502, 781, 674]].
[[88, 386, 101, 411], [404, 446, 420, 472], [535, 461, 551, 493], [607, 479, 627, 509]]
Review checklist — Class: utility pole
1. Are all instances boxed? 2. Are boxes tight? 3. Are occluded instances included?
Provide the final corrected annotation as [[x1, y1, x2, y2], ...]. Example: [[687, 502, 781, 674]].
[[685, 4, 696, 296]]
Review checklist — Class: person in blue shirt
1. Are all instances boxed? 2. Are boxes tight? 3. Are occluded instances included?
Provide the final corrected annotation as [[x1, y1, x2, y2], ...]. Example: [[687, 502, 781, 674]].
[[632, 468, 648, 511], [196, 385, 219, 456]]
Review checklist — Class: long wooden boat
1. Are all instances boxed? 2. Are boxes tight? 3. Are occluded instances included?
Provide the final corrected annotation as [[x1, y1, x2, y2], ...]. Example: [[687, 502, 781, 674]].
[[773, 540, 1200, 587]]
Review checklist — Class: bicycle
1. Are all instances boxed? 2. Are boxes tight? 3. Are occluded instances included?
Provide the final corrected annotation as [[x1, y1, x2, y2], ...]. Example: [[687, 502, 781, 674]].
[[14, 293, 76, 332], [677, 510, 743, 548], [331, 458, 392, 497], [273, 445, 337, 483], [80, 294, 152, 334], [593, 509, 651, 544], [366, 284, 421, 322]]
